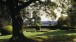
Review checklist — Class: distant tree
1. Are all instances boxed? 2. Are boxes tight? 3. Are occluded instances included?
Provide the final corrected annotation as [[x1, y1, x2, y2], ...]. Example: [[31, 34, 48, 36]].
[[68, 0, 76, 28], [33, 11, 41, 30], [57, 14, 70, 27]]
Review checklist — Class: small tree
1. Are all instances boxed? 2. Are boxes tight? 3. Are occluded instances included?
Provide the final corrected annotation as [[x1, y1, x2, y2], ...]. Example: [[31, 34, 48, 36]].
[[33, 11, 41, 30]]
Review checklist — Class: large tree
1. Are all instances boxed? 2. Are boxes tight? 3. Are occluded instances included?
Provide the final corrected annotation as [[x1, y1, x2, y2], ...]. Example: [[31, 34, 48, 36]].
[[0, 0, 40, 42]]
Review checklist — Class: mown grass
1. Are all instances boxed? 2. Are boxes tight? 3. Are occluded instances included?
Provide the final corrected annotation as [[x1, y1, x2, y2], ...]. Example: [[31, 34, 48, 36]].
[[0, 30, 76, 42], [24, 30, 76, 37]]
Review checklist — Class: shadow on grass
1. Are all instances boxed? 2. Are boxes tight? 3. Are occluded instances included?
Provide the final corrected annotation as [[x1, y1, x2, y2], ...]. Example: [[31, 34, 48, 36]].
[[34, 30, 76, 42], [0, 39, 9, 42], [36, 35, 75, 42], [42, 35, 76, 42], [35, 34, 76, 42], [0, 30, 76, 42], [0, 35, 76, 42], [36, 30, 76, 36]]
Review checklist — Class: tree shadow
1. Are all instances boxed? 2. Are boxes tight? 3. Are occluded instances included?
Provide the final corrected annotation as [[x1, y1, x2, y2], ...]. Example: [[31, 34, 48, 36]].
[[42, 35, 76, 42], [34, 30, 76, 42], [36, 30, 76, 36], [0, 39, 9, 42]]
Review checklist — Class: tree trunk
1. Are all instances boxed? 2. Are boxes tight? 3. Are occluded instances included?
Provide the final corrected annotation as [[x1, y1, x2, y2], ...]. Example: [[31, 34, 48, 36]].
[[5, 0, 39, 42], [9, 9, 34, 42]]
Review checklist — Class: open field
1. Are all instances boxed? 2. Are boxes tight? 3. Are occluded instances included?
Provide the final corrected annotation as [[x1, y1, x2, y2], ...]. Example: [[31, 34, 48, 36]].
[[0, 30, 76, 42]]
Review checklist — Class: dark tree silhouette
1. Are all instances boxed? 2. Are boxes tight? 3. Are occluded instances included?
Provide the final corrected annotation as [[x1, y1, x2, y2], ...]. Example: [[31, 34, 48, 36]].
[[0, 0, 40, 42]]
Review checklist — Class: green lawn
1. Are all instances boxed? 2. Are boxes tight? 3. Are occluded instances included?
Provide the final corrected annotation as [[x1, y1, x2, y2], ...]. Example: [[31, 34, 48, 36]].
[[0, 30, 76, 42], [24, 30, 76, 37]]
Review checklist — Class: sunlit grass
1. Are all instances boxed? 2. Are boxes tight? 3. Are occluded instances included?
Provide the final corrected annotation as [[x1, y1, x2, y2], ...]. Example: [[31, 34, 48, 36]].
[[0, 35, 12, 39], [23, 31, 45, 38]]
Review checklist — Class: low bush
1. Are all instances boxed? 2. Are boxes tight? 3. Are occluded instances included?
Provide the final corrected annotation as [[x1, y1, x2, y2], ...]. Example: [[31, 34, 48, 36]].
[[1, 25, 12, 35]]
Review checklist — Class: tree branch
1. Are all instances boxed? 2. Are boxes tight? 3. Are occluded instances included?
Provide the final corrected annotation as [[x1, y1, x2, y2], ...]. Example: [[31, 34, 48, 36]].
[[0, 0, 6, 5], [18, 0, 40, 10]]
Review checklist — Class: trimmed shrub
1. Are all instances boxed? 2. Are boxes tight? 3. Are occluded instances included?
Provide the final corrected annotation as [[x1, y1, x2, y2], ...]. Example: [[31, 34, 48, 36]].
[[1, 25, 12, 35]]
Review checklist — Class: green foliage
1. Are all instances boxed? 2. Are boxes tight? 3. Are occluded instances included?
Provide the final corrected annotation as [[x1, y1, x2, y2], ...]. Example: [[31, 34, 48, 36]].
[[68, 1, 76, 28], [3, 25, 12, 34]]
